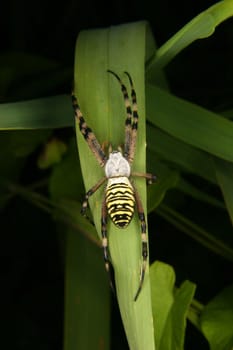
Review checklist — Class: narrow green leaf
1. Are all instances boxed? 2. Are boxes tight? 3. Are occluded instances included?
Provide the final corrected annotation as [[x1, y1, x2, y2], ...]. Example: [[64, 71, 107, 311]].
[[146, 84, 233, 163], [147, 0, 233, 76], [150, 261, 196, 350], [187, 299, 204, 331], [0, 95, 72, 130], [49, 144, 110, 350], [73, 22, 156, 350], [200, 284, 233, 350], [62, 201, 111, 350], [157, 204, 233, 262], [214, 158, 233, 225], [0, 52, 60, 89], [147, 125, 216, 184], [177, 177, 225, 210]]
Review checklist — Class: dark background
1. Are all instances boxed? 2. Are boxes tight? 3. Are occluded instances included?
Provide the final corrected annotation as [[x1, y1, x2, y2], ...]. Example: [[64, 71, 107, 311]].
[[1, 0, 233, 108], [1, 0, 233, 349]]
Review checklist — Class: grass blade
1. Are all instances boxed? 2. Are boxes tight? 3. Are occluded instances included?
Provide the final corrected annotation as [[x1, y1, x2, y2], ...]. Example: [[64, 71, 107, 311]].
[[215, 158, 233, 225], [147, 0, 233, 75], [0, 95, 72, 130], [73, 22, 156, 349], [146, 84, 233, 162]]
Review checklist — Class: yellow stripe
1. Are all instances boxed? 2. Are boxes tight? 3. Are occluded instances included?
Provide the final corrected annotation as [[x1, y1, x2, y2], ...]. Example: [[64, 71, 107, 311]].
[[106, 181, 135, 228]]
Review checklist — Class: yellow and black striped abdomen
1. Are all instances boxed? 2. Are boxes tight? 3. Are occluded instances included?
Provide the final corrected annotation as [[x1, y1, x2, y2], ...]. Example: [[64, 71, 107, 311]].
[[106, 177, 135, 228]]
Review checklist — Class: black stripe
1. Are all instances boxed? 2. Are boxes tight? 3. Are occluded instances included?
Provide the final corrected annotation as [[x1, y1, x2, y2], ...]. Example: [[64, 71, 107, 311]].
[[106, 184, 133, 190], [108, 202, 134, 209], [108, 207, 134, 214], [107, 183, 130, 188], [107, 199, 134, 207], [106, 194, 134, 201]]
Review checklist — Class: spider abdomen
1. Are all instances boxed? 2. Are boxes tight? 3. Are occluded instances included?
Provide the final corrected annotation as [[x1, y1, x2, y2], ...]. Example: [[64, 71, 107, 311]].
[[106, 177, 135, 228]]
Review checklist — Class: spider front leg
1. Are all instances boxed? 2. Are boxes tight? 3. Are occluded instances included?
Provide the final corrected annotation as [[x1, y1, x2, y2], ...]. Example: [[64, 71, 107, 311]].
[[124, 72, 139, 165], [72, 93, 107, 167], [107, 70, 132, 160], [107, 71, 139, 164]]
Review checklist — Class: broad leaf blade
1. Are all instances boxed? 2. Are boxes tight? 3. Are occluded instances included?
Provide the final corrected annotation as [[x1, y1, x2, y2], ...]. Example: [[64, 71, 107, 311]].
[[73, 22, 155, 350]]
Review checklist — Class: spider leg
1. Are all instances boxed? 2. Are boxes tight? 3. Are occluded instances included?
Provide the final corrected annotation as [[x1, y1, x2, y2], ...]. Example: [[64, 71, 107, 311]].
[[124, 72, 138, 165], [107, 70, 132, 160], [133, 185, 148, 301], [101, 194, 115, 293], [81, 177, 107, 216], [131, 171, 157, 185], [72, 93, 107, 167]]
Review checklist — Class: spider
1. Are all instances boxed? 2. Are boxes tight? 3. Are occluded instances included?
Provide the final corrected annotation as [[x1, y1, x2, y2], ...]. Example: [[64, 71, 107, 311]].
[[72, 70, 156, 301]]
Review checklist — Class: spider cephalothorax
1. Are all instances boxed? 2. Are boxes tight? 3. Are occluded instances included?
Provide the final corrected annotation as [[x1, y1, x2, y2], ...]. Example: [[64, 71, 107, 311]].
[[72, 70, 156, 301]]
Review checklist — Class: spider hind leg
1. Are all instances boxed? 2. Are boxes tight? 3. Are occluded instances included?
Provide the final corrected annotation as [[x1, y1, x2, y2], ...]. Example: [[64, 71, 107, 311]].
[[133, 186, 148, 301], [101, 194, 116, 294]]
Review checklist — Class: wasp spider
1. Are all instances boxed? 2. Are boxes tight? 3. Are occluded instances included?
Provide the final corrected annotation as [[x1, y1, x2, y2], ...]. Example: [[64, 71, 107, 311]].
[[72, 70, 156, 301]]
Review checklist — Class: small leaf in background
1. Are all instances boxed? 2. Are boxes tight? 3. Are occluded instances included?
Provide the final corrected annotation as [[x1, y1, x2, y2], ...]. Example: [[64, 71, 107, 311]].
[[0, 129, 50, 193], [37, 137, 67, 169], [49, 138, 83, 200], [147, 157, 180, 213], [150, 261, 196, 350], [200, 284, 233, 350]]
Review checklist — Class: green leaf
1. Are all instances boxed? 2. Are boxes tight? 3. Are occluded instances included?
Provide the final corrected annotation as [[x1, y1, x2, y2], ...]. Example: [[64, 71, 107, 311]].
[[176, 177, 225, 210], [147, 157, 180, 213], [61, 200, 111, 350], [73, 22, 155, 350], [214, 158, 233, 225], [146, 84, 233, 163], [157, 204, 233, 262], [0, 52, 71, 100], [49, 138, 83, 200], [49, 145, 110, 349], [200, 284, 233, 350], [0, 95, 72, 130], [37, 137, 67, 169], [0, 129, 50, 201], [0, 52, 60, 94], [150, 261, 196, 350], [147, 0, 233, 76], [147, 125, 216, 184]]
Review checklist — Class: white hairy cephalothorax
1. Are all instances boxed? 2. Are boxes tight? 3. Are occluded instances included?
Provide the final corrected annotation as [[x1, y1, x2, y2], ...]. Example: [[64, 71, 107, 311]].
[[104, 151, 131, 178]]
